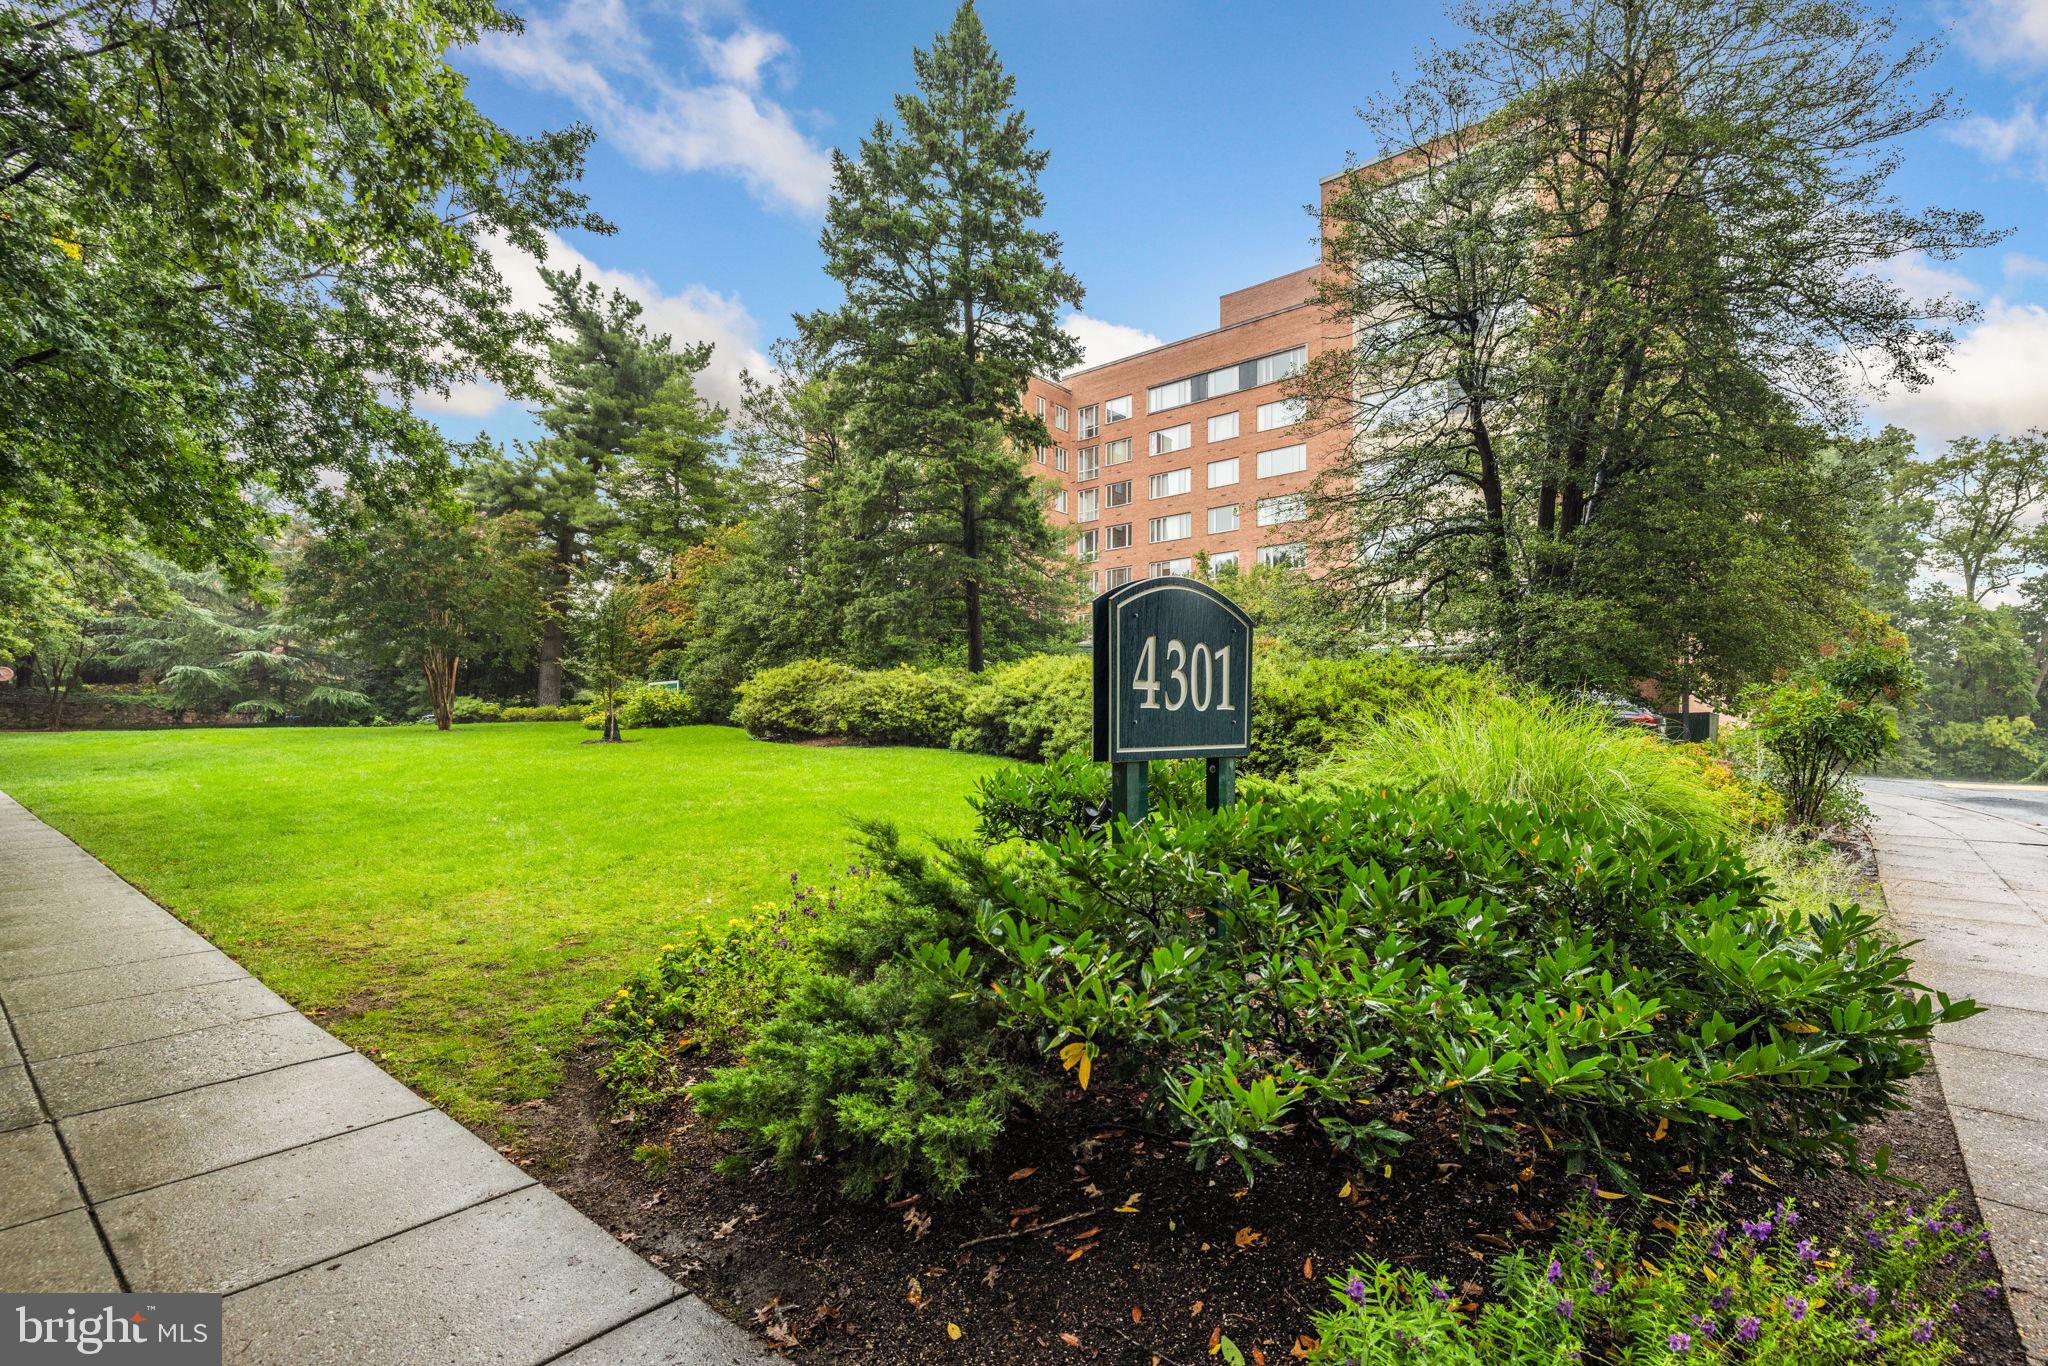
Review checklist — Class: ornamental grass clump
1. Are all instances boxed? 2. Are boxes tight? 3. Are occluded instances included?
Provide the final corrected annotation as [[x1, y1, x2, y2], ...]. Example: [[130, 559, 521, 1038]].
[[1308, 1191, 2000, 1364], [1309, 692, 1734, 840]]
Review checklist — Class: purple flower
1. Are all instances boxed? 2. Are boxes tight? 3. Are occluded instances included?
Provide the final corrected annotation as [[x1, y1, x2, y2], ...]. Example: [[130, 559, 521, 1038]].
[[1853, 1319, 1876, 1343], [1344, 1274, 1367, 1305], [1796, 1238, 1817, 1264], [1689, 1314, 1717, 1338], [1719, 1170, 1736, 1187], [1911, 1318, 1935, 1345], [1667, 1332, 1692, 1354], [1591, 1273, 1612, 1297], [1547, 1257, 1563, 1284], [1985, 1285, 2002, 1301], [1709, 1287, 1733, 1312], [1555, 1298, 1574, 1321], [1785, 1296, 1808, 1322], [1740, 1218, 1774, 1243], [1431, 1282, 1451, 1302], [1735, 1316, 1760, 1343]]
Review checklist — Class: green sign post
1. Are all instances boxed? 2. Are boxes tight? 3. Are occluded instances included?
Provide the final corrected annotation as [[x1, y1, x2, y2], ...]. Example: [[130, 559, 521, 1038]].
[[1091, 578, 1253, 829]]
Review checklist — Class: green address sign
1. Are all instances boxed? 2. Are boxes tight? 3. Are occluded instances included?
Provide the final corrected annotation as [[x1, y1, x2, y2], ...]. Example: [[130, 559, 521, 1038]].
[[1092, 578, 1253, 827]]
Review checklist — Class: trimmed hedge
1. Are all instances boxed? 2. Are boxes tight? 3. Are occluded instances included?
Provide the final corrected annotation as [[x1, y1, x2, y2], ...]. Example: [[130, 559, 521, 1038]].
[[729, 649, 1499, 778]]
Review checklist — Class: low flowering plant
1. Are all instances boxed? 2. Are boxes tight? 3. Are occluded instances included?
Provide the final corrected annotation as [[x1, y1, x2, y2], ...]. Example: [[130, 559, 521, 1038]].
[[1308, 1190, 1999, 1364]]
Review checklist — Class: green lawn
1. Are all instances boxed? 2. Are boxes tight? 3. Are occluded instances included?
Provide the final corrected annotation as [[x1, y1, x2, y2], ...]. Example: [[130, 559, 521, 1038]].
[[0, 723, 1002, 1130]]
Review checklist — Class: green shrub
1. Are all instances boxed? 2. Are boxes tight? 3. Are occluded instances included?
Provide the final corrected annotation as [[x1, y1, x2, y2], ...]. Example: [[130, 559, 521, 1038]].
[[731, 658, 859, 739], [616, 685, 695, 729], [973, 752, 1258, 845], [971, 789, 1969, 1185], [1309, 693, 1733, 840], [590, 874, 849, 1115], [449, 696, 503, 723], [690, 825, 1045, 1199], [1745, 830, 1871, 923], [1309, 1191, 1998, 1364], [950, 653, 1092, 760], [1249, 649, 1504, 779], [499, 704, 584, 722], [827, 666, 974, 747], [1744, 616, 1922, 827]]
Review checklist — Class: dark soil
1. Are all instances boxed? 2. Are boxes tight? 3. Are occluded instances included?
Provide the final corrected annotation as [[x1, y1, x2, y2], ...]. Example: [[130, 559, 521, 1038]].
[[516, 1047, 2026, 1364]]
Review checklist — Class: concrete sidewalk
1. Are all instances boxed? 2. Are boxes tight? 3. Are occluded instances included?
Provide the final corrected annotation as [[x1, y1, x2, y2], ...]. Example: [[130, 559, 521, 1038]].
[[1865, 778, 2048, 1365], [0, 790, 767, 1364]]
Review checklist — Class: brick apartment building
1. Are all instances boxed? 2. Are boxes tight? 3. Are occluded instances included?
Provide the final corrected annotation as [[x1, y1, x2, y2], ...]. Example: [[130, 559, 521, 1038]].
[[1023, 256, 1349, 591]]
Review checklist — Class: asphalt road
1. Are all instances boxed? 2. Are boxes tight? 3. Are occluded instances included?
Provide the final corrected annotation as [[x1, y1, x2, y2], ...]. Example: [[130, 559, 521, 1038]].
[[1863, 775, 2048, 832]]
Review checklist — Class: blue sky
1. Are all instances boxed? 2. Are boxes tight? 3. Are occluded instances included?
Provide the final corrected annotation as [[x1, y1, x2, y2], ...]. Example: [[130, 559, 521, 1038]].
[[430, 0, 2048, 454]]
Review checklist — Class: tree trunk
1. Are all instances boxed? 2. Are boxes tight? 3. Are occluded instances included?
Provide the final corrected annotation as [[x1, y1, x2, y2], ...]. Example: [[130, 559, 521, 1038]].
[[424, 651, 460, 731], [602, 707, 621, 743], [536, 615, 566, 706], [961, 484, 985, 673]]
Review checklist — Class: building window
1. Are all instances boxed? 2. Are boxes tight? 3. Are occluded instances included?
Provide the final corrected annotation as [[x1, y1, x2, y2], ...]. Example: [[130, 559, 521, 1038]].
[[1258, 542, 1307, 569], [1077, 488, 1099, 522], [1104, 395, 1132, 423], [1106, 565, 1133, 588], [1034, 446, 1047, 464], [1257, 494, 1307, 526], [1257, 443, 1308, 478], [1078, 405, 1098, 439], [1090, 569, 1100, 592], [1105, 437, 1132, 465], [1055, 447, 1070, 472], [1052, 489, 1068, 514], [1149, 467, 1191, 499], [1147, 378, 1193, 413], [1055, 404, 1069, 431], [1107, 522, 1132, 550], [1207, 364, 1241, 398], [1035, 396, 1047, 418], [1076, 447, 1100, 481], [1149, 557, 1193, 578], [1150, 423, 1192, 456], [1149, 513, 1193, 543], [1208, 457, 1240, 488], [1256, 398, 1306, 432], [1208, 504, 1239, 534], [1207, 411, 1240, 442], [1209, 550, 1240, 573], [1105, 480, 1133, 508], [1076, 528, 1098, 560], [1254, 346, 1307, 387]]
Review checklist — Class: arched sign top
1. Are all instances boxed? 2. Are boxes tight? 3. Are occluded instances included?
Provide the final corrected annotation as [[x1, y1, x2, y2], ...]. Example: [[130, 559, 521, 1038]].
[[1091, 578, 1254, 763]]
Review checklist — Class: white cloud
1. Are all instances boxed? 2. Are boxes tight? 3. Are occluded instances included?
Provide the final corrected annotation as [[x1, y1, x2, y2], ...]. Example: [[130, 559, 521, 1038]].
[[2007, 252, 2048, 283], [1061, 314, 1164, 373], [1876, 251, 1979, 303], [1958, 0, 2048, 66], [414, 380, 512, 420], [472, 2, 831, 215], [1950, 103, 2048, 178], [1871, 300, 2048, 441]]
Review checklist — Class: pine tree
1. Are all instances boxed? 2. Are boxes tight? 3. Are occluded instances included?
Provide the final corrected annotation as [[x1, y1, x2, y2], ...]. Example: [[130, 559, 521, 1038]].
[[798, 1, 1084, 671]]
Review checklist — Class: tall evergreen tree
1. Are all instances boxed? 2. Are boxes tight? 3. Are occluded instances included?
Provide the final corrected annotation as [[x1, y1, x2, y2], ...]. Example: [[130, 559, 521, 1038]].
[[467, 269, 721, 703], [798, 1, 1084, 671]]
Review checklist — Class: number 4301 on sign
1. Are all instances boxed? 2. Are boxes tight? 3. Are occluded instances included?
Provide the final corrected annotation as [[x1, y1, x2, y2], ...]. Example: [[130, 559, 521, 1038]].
[[1092, 578, 1252, 764]]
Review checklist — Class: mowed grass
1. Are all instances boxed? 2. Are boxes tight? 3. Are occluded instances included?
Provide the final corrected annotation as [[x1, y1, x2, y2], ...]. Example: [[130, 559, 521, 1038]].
[[0, 723, 1002, 1130]]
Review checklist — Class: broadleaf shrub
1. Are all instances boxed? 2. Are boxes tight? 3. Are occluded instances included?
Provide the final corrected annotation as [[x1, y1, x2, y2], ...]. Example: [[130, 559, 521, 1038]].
[[949, 653, 1091, 760], [966, 789, 1972, 1185], [1743, 615, 1922, 827], [1309, 1191, 2000, 1364], [449, 696, 503, 723], [617, 685, 695, 729], [731, 659, 859, 739], [498, 704, 584, 722], [1248, 648, 1506, 778]]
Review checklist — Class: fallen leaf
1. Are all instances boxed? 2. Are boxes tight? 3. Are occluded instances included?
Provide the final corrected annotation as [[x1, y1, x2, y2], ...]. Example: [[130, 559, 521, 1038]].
[[1009, 1168, 1037, 1182], [1073, 1227, 1102, 1241], [1060, 1331, 1082, 1348], [1460, 1280, 1483, 1297], [1208, 1325, 1223, 1352], [906, 1277, 924, 1309], [1652, 1116, 1669, 1141], [1131, 1306, 1143, 1323], [1234, 1227, 1263, 1249], [1290, 1335, 1319, 1358], [1594, 1189, 1625, 1201], [1303, 1256, 1314, 1278], [710, 1217, 739, 1240], [982, 1264, 1001, 1288], [1253, 1349, 1267, 1366], [946, 1323, 962, 1341], [1337, 1181, 1352, 1199], [1066, 1244, 1093, 1262], [904, 1207, 932, 1240], [1191, 1301, 1205, 1317]]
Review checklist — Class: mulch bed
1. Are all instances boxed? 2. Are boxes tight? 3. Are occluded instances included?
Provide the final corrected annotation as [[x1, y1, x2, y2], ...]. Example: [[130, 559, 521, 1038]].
[[516, 1046, 2027, 1364]]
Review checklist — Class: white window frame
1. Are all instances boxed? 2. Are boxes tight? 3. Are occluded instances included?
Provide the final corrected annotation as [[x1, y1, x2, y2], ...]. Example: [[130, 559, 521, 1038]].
[[1055, 404, 1069, 431], [1258, 542, 1307, 568], [1149, 423, 1192, 456], [1256, 398, 1306, 432], [1207, 411, 1240, 442], [1076, 528, 1098, 560], [1106, 522, 1132, 550], [1105, 480, 1133, 508], [1105, 565, 1133, 588], [1105, 437, 1132, 466], [1256, 494, 1306, 526], [1256, 443, 1308, 479], [1149, 557, 1193, 578], [1077, 487, 1099, 522], [1104, 395, 1132, 423], [1147, 378, 1193, 413], [1148, 467, 1191, 500], [1076, 447, 1100, 482], [1208, 550, 1240, 573], [1207, 504, 1239, 534], [1052, 489, 1068, 514], [1077, 405, 1095, 439], [1208, 457, 1240, 488], [1149, 513, 1192, 543]]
